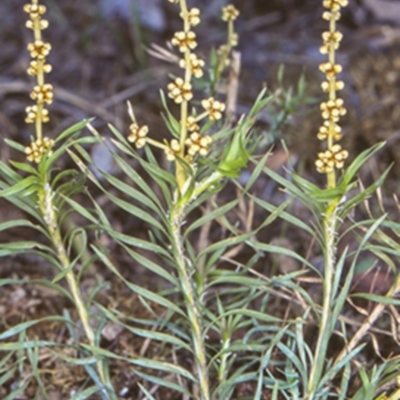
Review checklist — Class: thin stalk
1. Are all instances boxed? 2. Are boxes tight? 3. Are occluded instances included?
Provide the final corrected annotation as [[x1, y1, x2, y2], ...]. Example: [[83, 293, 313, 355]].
[[170, 207, 210, 400], [307, 201, 338, 398], [212, 20, 234, 94], [38, 176, 108, 392], [175, 0, 191, 192], [218, 336, 231, 383]]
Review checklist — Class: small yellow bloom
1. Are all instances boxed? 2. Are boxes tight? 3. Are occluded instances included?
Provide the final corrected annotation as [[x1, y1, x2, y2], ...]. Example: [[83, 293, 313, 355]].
[[30, 83, 53, 105], [27, 40, 51, 60], [320, 31, 343, 54], [186, 116, 199, 132], [315, 144, 348, 173], [27, 60, 52, 76], [317, 121, 342, 141], [168, 78, 193, 104], [180, 8, 201, 27], [26, 19, 49, 30], [23, 3, 46, 19], [322, 11, 341, 21], [185, 132, 212, 156], [201, 97, 225, 121], [179, 53, 204, 78], [321, 80, 344, 92], [322, 0, 348, 11], [231, 33, 239, 47], [165, 139, 181, 161], [319, 62, 342, 78], [25, 137, 54, 163], [25, 105, 49, 124], [127, 123, 149, 148], [171, 31, 197, 53], [320, 98, 346, 121], [222, 5, 239, 22]]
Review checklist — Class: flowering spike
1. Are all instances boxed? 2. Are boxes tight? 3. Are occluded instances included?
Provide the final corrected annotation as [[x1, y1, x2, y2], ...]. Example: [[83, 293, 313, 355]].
[[24, 0, 54, 162], [315, 0, 348, 185]]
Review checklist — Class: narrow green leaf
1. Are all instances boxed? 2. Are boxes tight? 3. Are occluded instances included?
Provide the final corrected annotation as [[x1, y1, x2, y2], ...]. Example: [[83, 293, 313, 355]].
[[0, 241, 54, 256], [340, 167, 390, 217], [249, 241, 318, 274], [136, 370, 192, 396], [0, 317, 67, 340], [110, 150, 164, 209], [100, 170, 162, 215], [137, 383, 157, 400], [9, 160, 37, 175], [4, 138, 27, 154], [61, 195, 98, 224], [56, 119, 91, 142], [185, 199, 239, 236], [107, 192, 165, 232], [91, 245, 184, 316], [126, 327, 191, 351], [0, 340, 56, 350], [4, 380, 30, 400], [131, 358, 196, 382], [0, 175, 37, 197], [0, 219, 39, 233], [244, 152, 272, 192], [108, 230, 170, 257], [0, 367, 16, 387], [70, 386, 101, 400], [120, 244, 178, 286], [340, 141, 385, 188], [199, 232, 254, 258], [160, 90, 180, 138]]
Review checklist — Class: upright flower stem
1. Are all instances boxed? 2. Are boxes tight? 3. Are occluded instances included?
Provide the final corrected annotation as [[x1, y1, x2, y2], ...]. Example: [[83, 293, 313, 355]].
[[307, 201, 338, 398], [310, 1, 348, 393], [37, 177, 108, 390], [23, 1, 110, 394], [128, 3, 239, 398], [170, 207, 210, 400]]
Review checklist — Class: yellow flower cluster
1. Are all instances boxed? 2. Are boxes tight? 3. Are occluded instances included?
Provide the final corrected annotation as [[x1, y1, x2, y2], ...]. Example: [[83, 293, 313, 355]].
[[31, 83, 54, 104], [201, 97, 226, 122], [24, 1, 54, 163], [185, 133, 212, 157], [222, 4, 239, 22], [186, 116, 199, 132], [165, 139, 182, 161], [25, 105, 49, 124], [171, 31, 197, 53], [127, 123, 149, 148], [168, 78, 193, 104], [25, 137, 54, 163], [164, 1, 227, 162], [128, 2, 239, 168], [215, 4, 240, 83], [315, 0, 348, 176], [179, 53, 204, 78], [168, 2, 202, 104], [180, 8, 201, 27]]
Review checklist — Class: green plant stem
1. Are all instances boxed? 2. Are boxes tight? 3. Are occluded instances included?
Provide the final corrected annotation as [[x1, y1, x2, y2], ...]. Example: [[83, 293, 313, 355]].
[[307, 201, 338, 398], [176, 0, 191, 192], [213, 20, 234, 93], [170, 206, 210, 400], [218, 336, 231, 383], [37, 176, 107, 390]]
